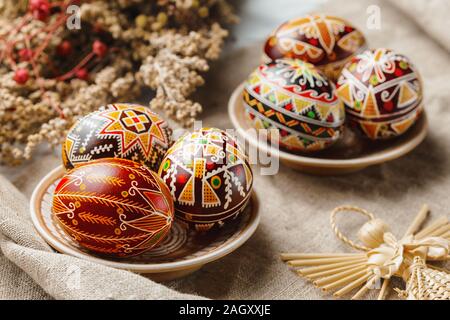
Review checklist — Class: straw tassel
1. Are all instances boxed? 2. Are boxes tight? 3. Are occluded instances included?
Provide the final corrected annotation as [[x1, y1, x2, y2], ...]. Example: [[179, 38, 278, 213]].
[[281, 204, 450, 300]]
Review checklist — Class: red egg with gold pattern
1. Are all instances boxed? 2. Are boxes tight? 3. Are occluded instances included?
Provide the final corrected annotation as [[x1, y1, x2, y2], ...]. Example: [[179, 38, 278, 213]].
[[264, 14, 367, 81], [52, 158, 174, 257]]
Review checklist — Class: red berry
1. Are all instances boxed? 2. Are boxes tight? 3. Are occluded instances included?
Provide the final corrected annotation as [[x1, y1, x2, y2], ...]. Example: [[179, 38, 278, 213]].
[[29, 0, 45, 10], [29, 0, 50, 21], [75, 68, 89, 80], [14, 69, 30, 85], [57, 41, 73, 57], [18, 48, 33, 61], [92, 40, 108, 58]]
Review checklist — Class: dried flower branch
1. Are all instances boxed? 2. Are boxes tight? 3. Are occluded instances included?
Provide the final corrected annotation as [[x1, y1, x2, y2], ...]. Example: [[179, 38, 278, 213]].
[[0, 0, 236, 165]]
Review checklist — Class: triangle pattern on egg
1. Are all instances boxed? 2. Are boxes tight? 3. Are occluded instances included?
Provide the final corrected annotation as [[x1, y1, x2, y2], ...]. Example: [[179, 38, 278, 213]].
[[315, 103, 332, 121], [293, 98, 314, 113], [299, 105, 320, 120], [398, 82, 418, 108], [360, 122, 380, 140], [282, 135, 303, 149], [248, 74, 261, 85], [261, 83, 273, 96], [178, 176, 195, 206], [203, 181, 221, 208], [275, 91, 292, 105], [391, 116, 416, 134], [362, 91, 379, 118], [337, 83, 353, 106]]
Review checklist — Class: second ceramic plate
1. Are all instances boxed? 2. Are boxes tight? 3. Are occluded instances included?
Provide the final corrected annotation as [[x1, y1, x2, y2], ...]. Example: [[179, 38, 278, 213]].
[[228, 83, 428, 175]]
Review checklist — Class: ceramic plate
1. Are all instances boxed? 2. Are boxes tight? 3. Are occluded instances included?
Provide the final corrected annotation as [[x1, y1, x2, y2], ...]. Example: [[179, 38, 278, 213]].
[[30, 165, 260, 281], [228, 83, 428, 175]]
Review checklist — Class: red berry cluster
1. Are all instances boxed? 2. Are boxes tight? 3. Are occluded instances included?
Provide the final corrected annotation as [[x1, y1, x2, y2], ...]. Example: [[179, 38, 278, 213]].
[[7, 1, 110, 87], [2, 0, 111, 120], [13, 68, 30, 84]]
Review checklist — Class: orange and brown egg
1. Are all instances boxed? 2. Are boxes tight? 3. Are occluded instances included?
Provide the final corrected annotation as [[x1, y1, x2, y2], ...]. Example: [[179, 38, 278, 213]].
[[264, 14, 367, 81], [158, 128, 253, 232]]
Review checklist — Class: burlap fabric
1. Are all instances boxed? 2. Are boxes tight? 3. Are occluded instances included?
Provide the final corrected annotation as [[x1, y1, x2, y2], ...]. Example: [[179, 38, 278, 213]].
[[1, 0, 449, 299]]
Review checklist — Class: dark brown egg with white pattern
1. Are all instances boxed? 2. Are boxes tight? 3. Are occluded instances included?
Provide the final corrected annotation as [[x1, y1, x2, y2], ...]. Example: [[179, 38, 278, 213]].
[[62, 103, 172, 172], [158, 128, 253, 232], [336, 48, 424, 139]]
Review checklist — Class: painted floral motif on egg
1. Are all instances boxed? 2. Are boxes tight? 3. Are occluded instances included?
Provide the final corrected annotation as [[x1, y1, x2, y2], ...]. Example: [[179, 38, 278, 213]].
[[158, 128, 253, 232], [336, 48, 424, 139], [264, 14, 367, 80], [52, 158, 174, 257], [243, 59, 345, 153], [62, 103, 172, 172]]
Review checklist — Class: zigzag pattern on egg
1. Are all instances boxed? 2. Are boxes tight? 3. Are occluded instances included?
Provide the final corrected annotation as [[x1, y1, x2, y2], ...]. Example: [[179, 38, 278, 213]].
[[243, 59, 345, 153]]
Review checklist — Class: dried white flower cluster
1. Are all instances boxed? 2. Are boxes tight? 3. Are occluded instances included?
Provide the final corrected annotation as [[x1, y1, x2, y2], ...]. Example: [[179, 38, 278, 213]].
[[0, 0, 236, 165]]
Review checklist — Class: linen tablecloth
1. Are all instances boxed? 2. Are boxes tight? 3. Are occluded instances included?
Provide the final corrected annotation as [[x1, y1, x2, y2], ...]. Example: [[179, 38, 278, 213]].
[[1, 0, 449, 299]]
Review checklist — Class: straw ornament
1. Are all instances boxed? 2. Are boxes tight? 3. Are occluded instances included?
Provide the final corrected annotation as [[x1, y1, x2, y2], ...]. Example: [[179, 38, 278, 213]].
[[281, 205, 450, 300]]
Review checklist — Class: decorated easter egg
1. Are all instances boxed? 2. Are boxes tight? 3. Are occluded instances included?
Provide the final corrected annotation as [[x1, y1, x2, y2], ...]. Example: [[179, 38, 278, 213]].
[[62, 103, 172, 172], [158, 128, 253, 232], [264, 14, 367, 80], [52, 158, 174, 257], [243, 59, 345, 153], [336, 48, 423, 139]]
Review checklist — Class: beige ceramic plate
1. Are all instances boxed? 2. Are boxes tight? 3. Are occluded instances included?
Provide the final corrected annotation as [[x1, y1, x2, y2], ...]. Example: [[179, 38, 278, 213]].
[[229, 83, 428, 175], [30, 165, 260, 281]]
